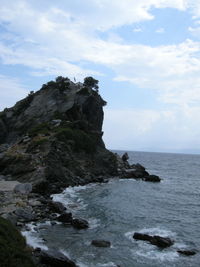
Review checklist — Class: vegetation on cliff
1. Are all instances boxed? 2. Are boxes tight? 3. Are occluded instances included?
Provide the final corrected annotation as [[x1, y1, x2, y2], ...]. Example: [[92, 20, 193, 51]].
[[0, 216, 35, 267]]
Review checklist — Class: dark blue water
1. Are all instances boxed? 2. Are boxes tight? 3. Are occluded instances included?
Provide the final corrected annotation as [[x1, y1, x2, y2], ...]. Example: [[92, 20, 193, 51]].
[[24, 151, 200, 266]]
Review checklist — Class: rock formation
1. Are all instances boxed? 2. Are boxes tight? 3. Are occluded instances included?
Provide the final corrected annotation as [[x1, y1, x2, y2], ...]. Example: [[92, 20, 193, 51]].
[[0, 77, 119, 194]]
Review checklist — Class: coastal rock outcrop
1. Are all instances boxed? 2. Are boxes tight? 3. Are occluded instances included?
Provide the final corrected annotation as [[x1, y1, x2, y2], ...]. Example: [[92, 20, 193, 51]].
[[0, 77, 119, 194]]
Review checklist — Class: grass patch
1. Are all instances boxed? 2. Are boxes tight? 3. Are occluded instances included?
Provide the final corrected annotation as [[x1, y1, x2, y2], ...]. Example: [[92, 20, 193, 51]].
[[28, 123, 50, 137]]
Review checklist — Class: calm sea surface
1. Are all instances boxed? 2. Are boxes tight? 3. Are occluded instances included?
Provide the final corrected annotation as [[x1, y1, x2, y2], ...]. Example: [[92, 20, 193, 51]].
[[24, 151, 200, 266]]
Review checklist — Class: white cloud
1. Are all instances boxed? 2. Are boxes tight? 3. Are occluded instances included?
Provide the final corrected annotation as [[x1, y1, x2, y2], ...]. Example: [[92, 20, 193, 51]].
[[0, 75, 28, 110], [0, 1, 200, 109], [133, 27, 143, 32], [155, 27, 165, 33], [103, 107, 200, 151], [0, 1, 200, 108]]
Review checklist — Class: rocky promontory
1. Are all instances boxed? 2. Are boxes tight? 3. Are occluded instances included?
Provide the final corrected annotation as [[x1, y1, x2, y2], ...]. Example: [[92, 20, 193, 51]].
[[0, 77, 119, 195]]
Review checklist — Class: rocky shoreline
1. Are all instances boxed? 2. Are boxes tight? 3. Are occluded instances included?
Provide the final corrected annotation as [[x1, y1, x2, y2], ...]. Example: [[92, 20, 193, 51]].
[[0, 153, 163, 266], [0, 76, 183, 266]]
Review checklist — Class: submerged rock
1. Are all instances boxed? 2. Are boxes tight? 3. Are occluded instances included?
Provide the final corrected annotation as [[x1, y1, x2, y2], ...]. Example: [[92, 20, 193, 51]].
[[91, 240, 111, 247], [133, 232, 174, 248], [71, 218, 89, 229]]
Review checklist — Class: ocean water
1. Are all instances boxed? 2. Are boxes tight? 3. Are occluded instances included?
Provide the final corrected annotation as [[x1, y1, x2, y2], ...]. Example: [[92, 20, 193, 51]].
[[23, 151, 200, 267]]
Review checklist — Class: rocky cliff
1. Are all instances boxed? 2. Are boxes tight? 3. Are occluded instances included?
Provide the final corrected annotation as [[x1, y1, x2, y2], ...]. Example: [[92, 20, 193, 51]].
[[0, 77, 118, 194]]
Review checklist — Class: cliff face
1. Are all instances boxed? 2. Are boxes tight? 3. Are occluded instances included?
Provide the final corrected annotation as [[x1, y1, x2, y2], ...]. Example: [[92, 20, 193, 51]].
[[0, 77, 118, 194]]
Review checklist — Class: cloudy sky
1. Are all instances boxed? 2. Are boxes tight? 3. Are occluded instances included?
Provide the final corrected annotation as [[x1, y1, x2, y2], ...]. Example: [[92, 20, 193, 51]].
[[1, 0, 200, 153]]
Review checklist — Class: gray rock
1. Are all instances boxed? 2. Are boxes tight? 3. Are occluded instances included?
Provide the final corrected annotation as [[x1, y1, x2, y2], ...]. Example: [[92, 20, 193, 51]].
[[14, 183, 32, 194], [14, 207, 36, 222]]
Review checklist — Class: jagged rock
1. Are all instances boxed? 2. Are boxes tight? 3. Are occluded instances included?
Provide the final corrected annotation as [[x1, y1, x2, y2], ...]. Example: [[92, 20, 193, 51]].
[[177, 250, 196, 256], [48, 201, 66, 214], [38, 249, 77, 267], [122, 152, 129, 162], [133, 233, 174, 248], [57, 212, 72, 223], [143, 175, 161, 182], [123, 167, 149, 179], [14, 183, 32, 194], [91, 240, 111, 247], [71, 218, 89, 229]]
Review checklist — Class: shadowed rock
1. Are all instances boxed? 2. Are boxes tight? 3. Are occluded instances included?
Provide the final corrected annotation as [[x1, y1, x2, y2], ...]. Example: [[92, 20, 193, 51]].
[[57, 212, 72, 223], [133, 232, 174, 248], [177, 250, 196, 256], [72, 218, 89, 229], [38, 249, 77, 267], [143, 175, 161, 182], [48, 201, 66, 214]]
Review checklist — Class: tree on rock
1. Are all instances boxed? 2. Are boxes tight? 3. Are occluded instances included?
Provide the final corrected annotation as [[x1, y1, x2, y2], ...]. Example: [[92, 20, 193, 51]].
[[83, 77, 99, 92]]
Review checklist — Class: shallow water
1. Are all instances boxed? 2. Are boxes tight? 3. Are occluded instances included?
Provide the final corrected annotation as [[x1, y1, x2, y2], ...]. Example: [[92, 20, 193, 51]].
[[23, 151, 200, 267]]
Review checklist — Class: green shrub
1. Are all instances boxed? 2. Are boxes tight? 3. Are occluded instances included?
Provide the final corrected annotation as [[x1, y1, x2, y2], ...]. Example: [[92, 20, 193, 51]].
[[55, 127, 96, 153], [0, 217, 35, 267]]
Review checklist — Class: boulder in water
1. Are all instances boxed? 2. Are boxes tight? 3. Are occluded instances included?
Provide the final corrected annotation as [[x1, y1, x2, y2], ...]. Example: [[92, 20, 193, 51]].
[[91, 240, 111, 247], [133, 232, 174, 248], [177, 250, 196, 256], [72, 218, 89, 229]]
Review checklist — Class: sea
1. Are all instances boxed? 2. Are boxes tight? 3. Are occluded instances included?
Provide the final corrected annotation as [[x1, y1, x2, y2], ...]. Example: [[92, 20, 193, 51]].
[[22, 151, 200, 267]]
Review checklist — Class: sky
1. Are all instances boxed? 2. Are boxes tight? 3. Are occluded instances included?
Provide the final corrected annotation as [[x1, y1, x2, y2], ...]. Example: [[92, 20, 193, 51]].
[[1, 0, 200, 153]]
